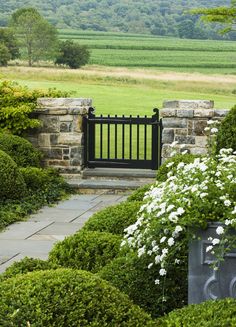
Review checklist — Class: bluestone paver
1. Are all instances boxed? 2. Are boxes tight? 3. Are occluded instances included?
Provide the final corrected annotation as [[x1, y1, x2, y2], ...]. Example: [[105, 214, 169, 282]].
[[0, 194, 128, 272]]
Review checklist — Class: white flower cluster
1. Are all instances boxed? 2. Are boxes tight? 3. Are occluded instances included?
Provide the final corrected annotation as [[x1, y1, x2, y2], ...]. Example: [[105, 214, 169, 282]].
[[122, 148, 236, 282]]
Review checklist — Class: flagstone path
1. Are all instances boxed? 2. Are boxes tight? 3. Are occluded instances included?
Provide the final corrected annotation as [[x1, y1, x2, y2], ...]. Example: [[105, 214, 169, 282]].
[[0, 194, 127, 273]]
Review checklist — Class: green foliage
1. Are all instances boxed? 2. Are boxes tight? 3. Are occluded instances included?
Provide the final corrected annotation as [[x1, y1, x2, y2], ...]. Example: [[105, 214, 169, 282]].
[[0, 133, 42, 167], [0, 269, 155, 327], [216, 105, 236, 152], [49, 231, 121, 273], [55, 40, 90, 68], [156, 153, 197, 182], [0, 80, 69, 135], [0, 43, 10, 66], [0, 149, 27, 200], [20, 166, 70, 200], [99, 248, 188, 318], [10, 7, 58, 66], [0, 28, 19, 59], [0, 0, 232, 40], [0, 257, 58, 281], [0, 168, 70, 231], [83, 201, 142, 235], [158, 298, 236, 327], [191, 0, 236, 34], [127, 184, 152, 202]]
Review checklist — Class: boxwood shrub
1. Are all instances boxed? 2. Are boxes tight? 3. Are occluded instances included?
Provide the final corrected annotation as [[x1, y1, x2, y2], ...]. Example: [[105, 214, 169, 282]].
[[0, 133, 42, 167], [99, 247, 188, 318], [156, 153, 196, 182], [0, 257, 58, 282], [158, 298, 236, 327], [216, 105, 236, 153], [127, 184, 152, 202], [83, 201, 142, 235], [0, 149, 27, 200], [0, 269, 156, 326], [49, 230, 121, 272]]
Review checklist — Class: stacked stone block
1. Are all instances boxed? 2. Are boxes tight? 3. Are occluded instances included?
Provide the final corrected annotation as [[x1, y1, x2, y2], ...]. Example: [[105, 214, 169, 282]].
[[160, 100, 229, 160], [29, 98, 92, 173]]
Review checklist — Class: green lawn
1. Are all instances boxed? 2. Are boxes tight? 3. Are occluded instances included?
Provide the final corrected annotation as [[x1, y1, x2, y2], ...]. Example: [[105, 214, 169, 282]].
[[14, 79, 236, 114]]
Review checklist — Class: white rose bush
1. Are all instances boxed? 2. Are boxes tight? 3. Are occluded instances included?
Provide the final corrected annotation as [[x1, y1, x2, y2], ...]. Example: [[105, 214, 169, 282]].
[[122, 148, 236, 290]]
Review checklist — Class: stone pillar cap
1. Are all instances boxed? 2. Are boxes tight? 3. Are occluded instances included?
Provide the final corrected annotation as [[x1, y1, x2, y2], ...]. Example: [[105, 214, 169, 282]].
[[163, 100, 214, 109], [37, 98, 92, 108]]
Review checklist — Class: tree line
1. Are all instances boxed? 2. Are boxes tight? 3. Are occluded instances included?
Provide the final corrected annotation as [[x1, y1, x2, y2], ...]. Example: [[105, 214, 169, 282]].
[[0, 8, 90, 68], [0, 0, 235, 40]]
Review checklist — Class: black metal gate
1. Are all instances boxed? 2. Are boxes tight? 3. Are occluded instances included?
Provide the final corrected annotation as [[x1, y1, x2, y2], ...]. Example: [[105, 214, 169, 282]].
[[84, 108, 162, 170]]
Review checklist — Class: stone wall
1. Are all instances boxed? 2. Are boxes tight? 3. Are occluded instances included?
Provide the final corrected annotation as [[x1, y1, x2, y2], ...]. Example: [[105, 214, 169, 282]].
[[28, 98, 92, 173], [160, 100, 229, 160]]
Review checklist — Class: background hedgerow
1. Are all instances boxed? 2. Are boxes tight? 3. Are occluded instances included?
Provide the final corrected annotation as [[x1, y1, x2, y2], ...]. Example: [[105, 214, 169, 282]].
[[0, 269, 156, 327], [49, 230, 121, 272]]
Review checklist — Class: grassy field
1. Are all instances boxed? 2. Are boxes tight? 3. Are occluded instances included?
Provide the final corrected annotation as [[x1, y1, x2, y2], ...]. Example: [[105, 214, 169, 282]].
[[1, 66, 235, 115], [59, 30, 236, 74]]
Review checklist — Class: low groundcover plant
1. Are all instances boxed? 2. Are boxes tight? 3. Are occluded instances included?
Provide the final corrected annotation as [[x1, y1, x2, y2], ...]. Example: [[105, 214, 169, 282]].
[[122, 148, 236, 295]]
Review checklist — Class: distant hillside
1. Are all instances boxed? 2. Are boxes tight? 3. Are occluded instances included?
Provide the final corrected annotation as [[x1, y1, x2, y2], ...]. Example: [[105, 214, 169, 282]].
[[0, 0, 234, 40]]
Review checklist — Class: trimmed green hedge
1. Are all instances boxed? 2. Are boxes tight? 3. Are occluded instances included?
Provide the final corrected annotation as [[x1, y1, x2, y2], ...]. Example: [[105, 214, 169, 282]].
[[83, 201, 142, 235], [156, 153, 196, 182], [0, 133, 42, 167], [99, 249, 188, 318], [0, 269, 155, 326], [49, 230, 121, 272], [0, 149, 27, 200], [127, 184, 152, 202], [158, 298, 236, 327], [0, 257, 58, 282], [216, 105, 236, 152]]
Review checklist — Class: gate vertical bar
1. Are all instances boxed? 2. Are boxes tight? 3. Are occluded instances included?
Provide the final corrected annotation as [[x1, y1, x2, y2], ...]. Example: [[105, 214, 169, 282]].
[[151, 108, 159, 170]]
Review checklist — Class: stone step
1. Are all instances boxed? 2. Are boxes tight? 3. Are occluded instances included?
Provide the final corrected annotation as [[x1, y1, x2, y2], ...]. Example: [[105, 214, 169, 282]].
[[81, 168, 156, 182], [66, 178, 151, 194]]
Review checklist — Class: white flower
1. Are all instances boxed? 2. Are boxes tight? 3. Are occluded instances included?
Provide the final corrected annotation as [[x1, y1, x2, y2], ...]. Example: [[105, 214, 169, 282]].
[[211, 128, 218, 134], [175, 259, 180, 264], [155, 279, 160, 285], [225, 219, 232, 226], [168, 237, 175, 247], [166, 162, 174, 168], [167, 204, 175, 212], [204, 127, 210, 132], [155, 255, 161, 264], [224, 200, 231, 207], [232, 206, 236, 214], [216, 226, 224, 235], [138, 246, 146, 257], [159, 268, 167, 276], [207, 120, 215, 125], [212, 238, 220, 245], [160, 236, 166, 243], [148, 263, 154, 269], [175, 225, 183, 233], [206, 245, 213, 253], [208, 237, 213, 241], [177, 207, 185, 215], [200, 193, 208, 199]]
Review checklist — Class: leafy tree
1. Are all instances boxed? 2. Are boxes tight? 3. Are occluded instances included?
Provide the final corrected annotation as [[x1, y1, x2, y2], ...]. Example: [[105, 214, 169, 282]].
[[9, 8, 58, 66], [191, 0, 236, 34], [55, 40, 90, 69], [0, 28, 19, 60], [0, 43, 11, 66]]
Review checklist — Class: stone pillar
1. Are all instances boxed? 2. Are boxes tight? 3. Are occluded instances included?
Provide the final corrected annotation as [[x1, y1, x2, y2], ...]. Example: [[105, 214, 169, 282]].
[[160, 100, 229, 161], [29, 98, 92, 174]]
